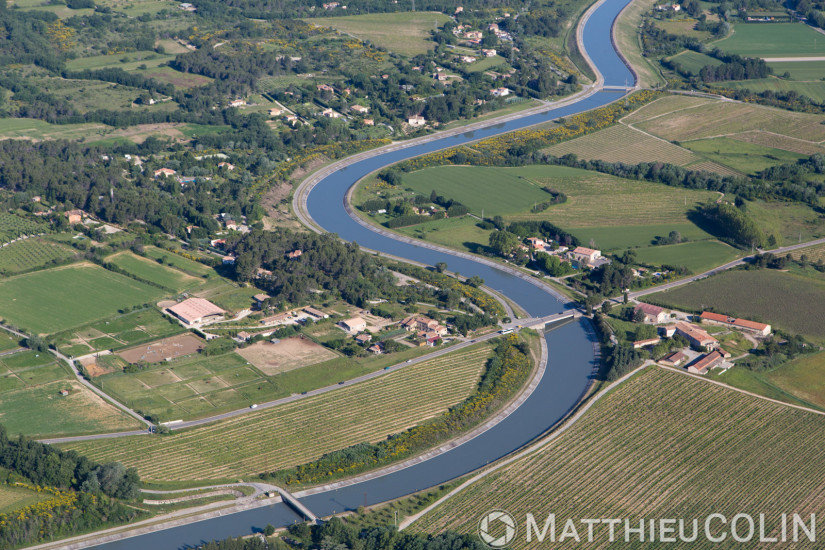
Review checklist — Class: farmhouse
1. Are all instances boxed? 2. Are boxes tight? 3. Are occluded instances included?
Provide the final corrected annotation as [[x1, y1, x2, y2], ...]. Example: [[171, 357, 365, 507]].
[[675, 322, 719, 350], [228, 99, 246, 108], [218, 162, 235, 171], [526, 237, 547, 250], [401, 316, 447, 335], [659, 351, 687, 367], [321, 108, 341, 118], [632, 337, 660, 349], [368, 344, 382, 354], [303, 307, 329, 319], [269, 108, 283, 116], [482, 48, 497, 57], [253, 294, 269, 309], [317, 84, 334, 92], [355, 333, 372, 345], [363, 118, 375, 126], [350, 104, 370, 114], [154, 168, 177, 178], [490, 87, 511, 97], [460, 55, 477, 63], [340, 317, 367, 333], [699, 311, 771, 337], [634, 303, 668, 324], [261, 312, 290, 325], [687, 351, 724, 375], [222, 255, 236, 265], [658, 324, 677, 338], [167, 298, 226, 326], [408, 115, 426, 127], [65, 209, 83, 224]]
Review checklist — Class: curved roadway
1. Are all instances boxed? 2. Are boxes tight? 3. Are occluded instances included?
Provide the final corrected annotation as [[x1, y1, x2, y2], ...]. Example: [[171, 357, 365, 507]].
[[90, 0, 636, 547]]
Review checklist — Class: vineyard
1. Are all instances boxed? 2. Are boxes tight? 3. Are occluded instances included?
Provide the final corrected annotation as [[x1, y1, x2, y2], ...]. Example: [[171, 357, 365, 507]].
[[647, 269, 825, 341], [0, 238, 76, 274], [543, 124, 700, 167], [414, 367, 825, 549], [730, 131, 825, 156], [0, 213, 47, 243], [784, 242, 825, 263], [621, 95, 715, 124], [62, 344, 493, 482], [105, 251, 203, 292]]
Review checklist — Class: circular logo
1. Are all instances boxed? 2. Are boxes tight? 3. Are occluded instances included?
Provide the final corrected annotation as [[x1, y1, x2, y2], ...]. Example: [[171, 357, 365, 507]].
[[478, 510, 517, 548]]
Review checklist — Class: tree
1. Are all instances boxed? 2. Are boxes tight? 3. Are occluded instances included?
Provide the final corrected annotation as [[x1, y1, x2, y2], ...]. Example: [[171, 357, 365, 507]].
[[488, 230, 520, 257], [466, 275, 484, 288], [264, 524, 276, 536], [435, 262, 447, 273], [633, 308, 646, 323]]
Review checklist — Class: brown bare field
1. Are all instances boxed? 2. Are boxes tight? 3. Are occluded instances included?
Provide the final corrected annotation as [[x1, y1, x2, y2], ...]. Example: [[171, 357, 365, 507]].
[[80, 356, 115, 377], [621, 95, 716, 124], [117, 333, 204, 364], [142, 67, 212, 89], [236, 337, 338, 375], [414, 367, 825, 548], [683, 159, 743, 176]]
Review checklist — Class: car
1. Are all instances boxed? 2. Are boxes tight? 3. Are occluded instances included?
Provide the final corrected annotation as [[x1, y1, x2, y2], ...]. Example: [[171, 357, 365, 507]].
[[301, 391, 308, 395], [338, 381, 345, 385], [384, 366, 391, 370], [250, 404, 258, 409], [406, 359, 412, 363]]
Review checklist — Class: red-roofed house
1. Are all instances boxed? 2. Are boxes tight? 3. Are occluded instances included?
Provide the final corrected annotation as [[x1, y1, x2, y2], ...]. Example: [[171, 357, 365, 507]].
[[675, 322, 719, 350], [632, 337, 660, 349], [699, 311, 771, 337], [687, 351, 724, 375], [569, 246, 602, 268], [634, 303, 667, 324], [659, 351, 688, 367]]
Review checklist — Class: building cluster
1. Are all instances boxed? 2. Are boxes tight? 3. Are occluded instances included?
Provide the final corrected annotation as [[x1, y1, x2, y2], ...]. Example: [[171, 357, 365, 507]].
[[523, 236, 610, 269], [630, 302, 772, 376]]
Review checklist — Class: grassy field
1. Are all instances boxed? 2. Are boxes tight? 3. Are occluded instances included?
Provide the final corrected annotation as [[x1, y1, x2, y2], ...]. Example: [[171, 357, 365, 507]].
[[754, 351, 825, 410], [52, 307, 184, 358], [680, 136, 806, 175], [713, 22, 825, 58], [0, 238, 77, 275], [712, 77, 825, 103], [308, 12, 451, 56], [0, 483, 51, 514], [667, 49, 722, 75], [0, 118, 107, 141], [0, 351, 141, 436], [744, 199, 825, 246], [106, 251, 203, 292], [0, 263, 166, 334], [63, 344, 494, 483], [632, 240, 740, 273], [727, 130, 825, 156], [397, 165, 719, 228], [768, 60, 825, 81], [414, 366, 825, 546], [142, 246, 213, 276], [648, 268, 825, 341], [65, 51, 174, 72], [543, 124, 701, 167], [654, 19, 713, 40]]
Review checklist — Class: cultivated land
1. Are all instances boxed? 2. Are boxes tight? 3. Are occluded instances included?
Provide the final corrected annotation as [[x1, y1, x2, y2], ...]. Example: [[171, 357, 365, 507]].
[[62, 344, 494, 483], [755, 351, 825, 410], [0, 351, 141, 437], [236, 337, 339, 376], [648, 269, 825, 341], [106, 251, 203, 292], [712, 22, 825, 58], [0, 238, 76, 275], [680, 136, 807, 175], [117, 333, 205, 364], [308, 12, 452, 56], [632, 240, 740, 273], [52, 308, 184, 358], [0, 263, 165, 334], [414, 367, 825, 547]]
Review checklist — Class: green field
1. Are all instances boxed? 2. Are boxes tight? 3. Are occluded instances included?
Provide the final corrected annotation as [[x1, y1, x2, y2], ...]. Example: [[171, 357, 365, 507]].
[[0, 351, 141, 436], [0, 263, 166, 334], [64, 344, 493, 483], [680, 136, 806, 175], [414, 367, 825, 545], [0, 213, 48, 242], [754, 351, 825, 410], [52, 308, 184, 357], [654, 19, 714, 40], [308, 12, 451, 56], [768, 60, 825, 81], [712, 77, 825, 103], [106, 251, 203, 292], [744, 199, 825, 246], [0, 238, 76, 275], [464, 55, 508, 73], [0, 483, 51, 514], [667, 49, 722, 75], [632, 240, 740, 273], [569, 223, 715, 252], [648, 268, 825, 341], [713, 22, 825, 58], [143, 246, 213, 276]]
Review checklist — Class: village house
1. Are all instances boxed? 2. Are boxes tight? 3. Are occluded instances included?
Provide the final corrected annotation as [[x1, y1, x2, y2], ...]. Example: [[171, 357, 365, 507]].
[[167, 297, 225, 326], [363, 118, 375, 126], [687, 351, 724, 375], [355, 333, 372, 345], [526, 237, 547, 250], [65, 209, 83, 225], [675, 322, 719, 350], [210, 238, 226, 248], [367, 344, 383, 354], [228, 99, 246, 108], [235, 331, 252, 342], [321, 108, 341, 118], [317, 84, 335, 92], [569, 246, 604, 268], [253, 294, 269, 309], [218, 162, 235, 171], [658, 324, 677, 338], [222, 255, 235, 265], [699, 311, 771, 337], [269, 108, 283, 117], [288, 249, 302, 259], [460, 55, 477, 63], [490, 87, 511, 97], [402, 316, 447, 336], [408, 115, 426, 127], [464, 30, 483, 40], [350, 104, 370, 114], [481, 48, 497, 57], [659, 351, 688, 367], [261, 312, 290, 325], [340, 317, 367, 333], [154, 168, 177, 178], [255, 267, 273, 278], [303, 307, 329, 320], [634, 303, 668, 324]]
